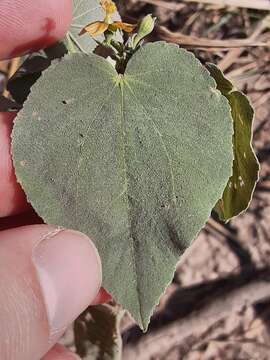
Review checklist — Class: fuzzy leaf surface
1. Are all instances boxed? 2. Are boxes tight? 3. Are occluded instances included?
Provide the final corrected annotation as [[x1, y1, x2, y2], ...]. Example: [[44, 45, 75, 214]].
[[207, 63, 259, 221], [12, 43, 233, 328]]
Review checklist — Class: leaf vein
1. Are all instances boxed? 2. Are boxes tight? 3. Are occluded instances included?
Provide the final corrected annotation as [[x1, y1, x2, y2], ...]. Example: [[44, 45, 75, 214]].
[[124, 81, 177, 205], [73, 6, 100, 21], [75, 84, 117, 225], [119, 82, 145, 326]]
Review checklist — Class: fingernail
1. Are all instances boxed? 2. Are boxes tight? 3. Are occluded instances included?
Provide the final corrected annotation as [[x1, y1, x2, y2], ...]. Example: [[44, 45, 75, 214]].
[[32, 229, 102, 336]]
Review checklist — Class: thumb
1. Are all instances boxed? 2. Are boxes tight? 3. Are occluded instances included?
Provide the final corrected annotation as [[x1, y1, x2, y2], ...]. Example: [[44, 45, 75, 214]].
[[0, 225, 102, 360]]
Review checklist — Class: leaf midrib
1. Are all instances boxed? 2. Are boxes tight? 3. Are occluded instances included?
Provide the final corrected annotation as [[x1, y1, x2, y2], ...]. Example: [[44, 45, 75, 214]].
[[119, 80, 145, 328]]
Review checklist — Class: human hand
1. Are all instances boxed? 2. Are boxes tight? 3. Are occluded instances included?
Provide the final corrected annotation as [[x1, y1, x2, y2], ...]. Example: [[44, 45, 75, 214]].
[[0, 1, 109, 359]]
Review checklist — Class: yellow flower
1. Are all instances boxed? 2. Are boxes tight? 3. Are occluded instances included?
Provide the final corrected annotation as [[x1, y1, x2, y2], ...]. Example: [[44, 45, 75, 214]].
[[79, 0, 136, 37], [101, 0, 117, 17], [109, 21, 137, 33], [79, 21, 109, 37]]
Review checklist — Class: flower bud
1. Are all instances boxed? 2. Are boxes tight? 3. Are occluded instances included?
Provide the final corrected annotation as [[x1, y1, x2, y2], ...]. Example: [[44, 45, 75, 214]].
[[132, 14, 156, 48]]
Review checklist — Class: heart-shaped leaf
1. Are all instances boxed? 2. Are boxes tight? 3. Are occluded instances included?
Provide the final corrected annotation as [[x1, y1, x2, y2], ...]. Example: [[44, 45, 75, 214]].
[[12, 42, 233, 328], [207, 64, 259, 221]]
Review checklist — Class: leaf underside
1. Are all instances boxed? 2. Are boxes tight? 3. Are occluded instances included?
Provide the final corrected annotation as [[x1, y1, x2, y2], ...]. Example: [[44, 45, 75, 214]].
[[12, 42, 233, 329], [207, 64, 259, 221]]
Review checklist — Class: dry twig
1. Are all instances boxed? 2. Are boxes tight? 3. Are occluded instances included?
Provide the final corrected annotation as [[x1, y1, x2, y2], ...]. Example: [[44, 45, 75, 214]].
[[3, 58, 20, 97], [156, 25, 268, 49], [137, 0, 186, 10], [181, 0, 270, 11], [218, 18, 269, 72]]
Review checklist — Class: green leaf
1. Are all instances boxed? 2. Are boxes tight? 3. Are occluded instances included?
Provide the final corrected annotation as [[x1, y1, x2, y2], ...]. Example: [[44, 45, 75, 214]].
[[12, 42, 233, 329], [207, 63, 259, 221], [66, 0, 121, 53], [7, 42, 67, 104], [74, 304, 123, 360]]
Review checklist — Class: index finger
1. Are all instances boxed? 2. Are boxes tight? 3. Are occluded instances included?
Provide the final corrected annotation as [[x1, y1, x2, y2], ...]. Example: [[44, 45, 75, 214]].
[[0, 112, 29, 217], [0, 0, 72, 60]]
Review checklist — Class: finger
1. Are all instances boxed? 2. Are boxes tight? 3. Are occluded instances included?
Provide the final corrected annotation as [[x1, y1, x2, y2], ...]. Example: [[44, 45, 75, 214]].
[[0, 225, 102, 360], [0, 0, 73, 60], [42, 344, 80, 360], [0, 112, 29, 217]]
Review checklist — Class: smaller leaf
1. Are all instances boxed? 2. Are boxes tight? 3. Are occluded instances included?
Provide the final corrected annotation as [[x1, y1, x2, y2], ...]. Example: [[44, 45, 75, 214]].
[[207, 63, 259, 221], [7, 42, 67, 104], [0, 96, 21, 111], [74, 304, 124, 360]]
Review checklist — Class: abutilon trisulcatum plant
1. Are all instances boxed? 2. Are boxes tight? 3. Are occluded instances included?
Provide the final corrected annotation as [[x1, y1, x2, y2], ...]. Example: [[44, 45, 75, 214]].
[[3, 0, 258, 337]]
